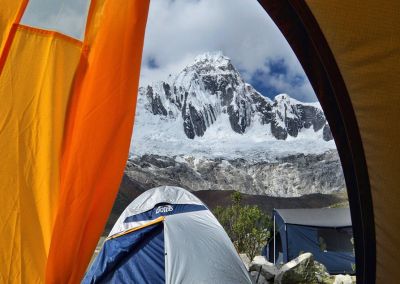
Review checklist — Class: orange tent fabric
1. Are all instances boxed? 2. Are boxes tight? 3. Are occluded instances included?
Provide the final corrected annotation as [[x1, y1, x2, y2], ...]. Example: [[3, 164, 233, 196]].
[[47, 0, 149, 282], [0, 24, 82, 283], [0, 0, 28, 69], [0, 0, 149, 283]]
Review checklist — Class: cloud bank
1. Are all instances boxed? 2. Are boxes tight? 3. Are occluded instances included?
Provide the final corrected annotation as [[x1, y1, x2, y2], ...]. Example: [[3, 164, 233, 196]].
[[141, 0, 317, 102], [20, 0, 317, 102], [21, 0, 90, 40]]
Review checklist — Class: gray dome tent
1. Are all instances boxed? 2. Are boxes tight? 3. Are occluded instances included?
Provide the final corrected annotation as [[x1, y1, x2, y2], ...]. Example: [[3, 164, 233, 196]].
[[84, 186, 252, 283]]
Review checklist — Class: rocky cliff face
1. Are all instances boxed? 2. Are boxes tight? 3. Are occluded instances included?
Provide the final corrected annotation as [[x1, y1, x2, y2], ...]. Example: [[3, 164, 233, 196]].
[[125, 150, 345, 197], [138, 52, 332, 141]]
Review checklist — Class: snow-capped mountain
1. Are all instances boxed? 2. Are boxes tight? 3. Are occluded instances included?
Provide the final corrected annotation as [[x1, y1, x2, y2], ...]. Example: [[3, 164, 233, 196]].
[[131, 52, 335, 159], [125, 52, 344, 197], [136, 52, 332, 141]]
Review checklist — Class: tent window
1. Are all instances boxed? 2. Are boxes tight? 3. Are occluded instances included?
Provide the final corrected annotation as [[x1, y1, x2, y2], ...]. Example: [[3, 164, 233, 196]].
[[21, 0, 91, 40], [318, 228, 353, 252]]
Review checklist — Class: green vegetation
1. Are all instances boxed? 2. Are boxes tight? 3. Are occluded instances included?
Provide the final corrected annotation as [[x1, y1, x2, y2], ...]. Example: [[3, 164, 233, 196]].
[[350, 237, 356, 272], [213, 192, 271, 261]]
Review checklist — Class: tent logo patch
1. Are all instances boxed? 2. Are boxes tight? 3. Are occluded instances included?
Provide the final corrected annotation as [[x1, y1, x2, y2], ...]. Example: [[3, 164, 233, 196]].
[[156, 205, 173, 214]]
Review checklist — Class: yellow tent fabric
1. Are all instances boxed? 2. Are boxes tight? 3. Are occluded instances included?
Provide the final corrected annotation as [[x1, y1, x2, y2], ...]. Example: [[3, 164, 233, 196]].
[[0, 26, 82, 283], [305, 2, 400, 283], [0, 0, 27, 56], [46, 0, 149, 282], [0, 0, 149, 282]]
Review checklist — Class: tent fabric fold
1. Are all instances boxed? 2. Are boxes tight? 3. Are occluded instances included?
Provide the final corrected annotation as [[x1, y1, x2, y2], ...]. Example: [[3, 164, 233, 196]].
[[258, 1, 400, 283], [0, 0, 28, 71], [0, 25, 82, 283], [0, 0, 150, 283]]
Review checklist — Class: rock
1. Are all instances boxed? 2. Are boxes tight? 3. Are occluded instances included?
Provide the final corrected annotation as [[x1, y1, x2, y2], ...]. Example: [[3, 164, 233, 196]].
[[271, 120, 288, 140], [122, 151, 345, 197], [250, 270, 269, 284], [323, 124, 334, 141], [333, 274, 355, 284], [314, 260, 332, 284], [239, 253, 251, 270], [274, 253, 330, 284], [249, 256, 279, 281]]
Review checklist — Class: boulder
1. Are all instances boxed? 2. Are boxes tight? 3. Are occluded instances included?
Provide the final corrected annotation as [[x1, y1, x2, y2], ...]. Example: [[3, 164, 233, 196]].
[[313, 260, 331, 283], [249, 256, 279, 281], [239, 253, 251, 270], [322, 124, 334, 141], [333, 274, 356, 284], [250, 271, 269, 284], [274, 253, 330, 284]]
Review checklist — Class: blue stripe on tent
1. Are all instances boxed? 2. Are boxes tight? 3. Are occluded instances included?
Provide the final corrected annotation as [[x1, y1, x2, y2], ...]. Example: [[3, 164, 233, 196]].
[[124, 204, 207, 224], [83, 222, 165, 284]]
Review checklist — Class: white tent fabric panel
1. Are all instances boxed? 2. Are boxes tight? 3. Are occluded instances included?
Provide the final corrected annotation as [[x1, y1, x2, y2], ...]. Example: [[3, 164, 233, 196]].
[[109, 186, 203, 236], [164, 210, 252, 284]]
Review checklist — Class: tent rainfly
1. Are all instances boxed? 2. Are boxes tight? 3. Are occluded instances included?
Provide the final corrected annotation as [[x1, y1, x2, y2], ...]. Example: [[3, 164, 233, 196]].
[[265, 208, 355, 274], [83, 186, 252, 284]]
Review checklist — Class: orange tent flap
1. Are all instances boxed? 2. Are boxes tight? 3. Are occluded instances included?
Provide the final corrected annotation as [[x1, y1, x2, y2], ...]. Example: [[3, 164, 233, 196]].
[[46, 0, 150, 283], [0, 26, 82, 283], [0, 0, 28, 71]]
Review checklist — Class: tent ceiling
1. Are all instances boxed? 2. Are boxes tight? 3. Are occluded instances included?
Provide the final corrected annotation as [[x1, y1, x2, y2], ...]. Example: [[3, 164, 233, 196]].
[[258, 1, 400, 283], [305, 2, 400, 283]]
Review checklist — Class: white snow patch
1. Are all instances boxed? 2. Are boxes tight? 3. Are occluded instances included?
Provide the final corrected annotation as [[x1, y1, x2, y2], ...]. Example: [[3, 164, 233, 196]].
[[131, 109, 336, 162]]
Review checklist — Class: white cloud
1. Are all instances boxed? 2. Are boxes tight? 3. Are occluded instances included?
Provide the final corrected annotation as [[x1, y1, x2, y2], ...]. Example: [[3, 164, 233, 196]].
[[21, 0, 318, 102], [140, 0, 317, 102], [21, 0, 90, 39]]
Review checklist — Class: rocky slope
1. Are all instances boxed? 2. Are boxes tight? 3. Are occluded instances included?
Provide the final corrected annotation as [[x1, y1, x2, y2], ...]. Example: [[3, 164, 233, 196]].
[[125, 150, 344, 197], [106, 165, 347, 234]]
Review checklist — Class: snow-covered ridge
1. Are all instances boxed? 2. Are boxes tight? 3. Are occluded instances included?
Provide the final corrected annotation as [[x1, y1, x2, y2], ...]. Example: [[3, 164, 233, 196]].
[[131, 52, 335, 159], [193, 51, 230, 67]]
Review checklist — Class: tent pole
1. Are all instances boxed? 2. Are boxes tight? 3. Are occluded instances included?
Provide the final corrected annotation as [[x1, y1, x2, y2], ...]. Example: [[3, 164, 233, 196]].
[[273, 214, 276, 265]]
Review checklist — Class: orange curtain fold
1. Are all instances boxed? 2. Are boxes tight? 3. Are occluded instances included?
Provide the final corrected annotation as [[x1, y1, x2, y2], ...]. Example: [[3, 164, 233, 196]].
[[46, 0, 150, 283], [0, 0, 28, 71], [0, 0, 150, 283], [0, 26, 82, 283]]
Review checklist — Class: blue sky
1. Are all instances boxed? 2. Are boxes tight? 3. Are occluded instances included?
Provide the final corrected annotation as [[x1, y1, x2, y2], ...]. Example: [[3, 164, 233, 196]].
[[21, 0, 318, 102], [140, 0, 317, 102]]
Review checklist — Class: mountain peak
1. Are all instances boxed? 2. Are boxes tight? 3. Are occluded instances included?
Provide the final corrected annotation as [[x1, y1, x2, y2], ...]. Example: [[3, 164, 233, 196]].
[[136, 51, 331, 142], [194, 51, 229, 65], [274, 93, 290, 101]]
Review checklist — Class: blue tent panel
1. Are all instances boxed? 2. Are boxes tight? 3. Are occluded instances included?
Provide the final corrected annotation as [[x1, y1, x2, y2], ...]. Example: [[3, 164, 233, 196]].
[[83, 222, 165, 284], [287, 225, 355, 274], [124, 203, 207, 223], [265, 209, 355, 275]]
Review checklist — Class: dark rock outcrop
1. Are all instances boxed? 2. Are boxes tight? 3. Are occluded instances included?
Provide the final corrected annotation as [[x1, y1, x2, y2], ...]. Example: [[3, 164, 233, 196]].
[[323, 124, 334, 141]]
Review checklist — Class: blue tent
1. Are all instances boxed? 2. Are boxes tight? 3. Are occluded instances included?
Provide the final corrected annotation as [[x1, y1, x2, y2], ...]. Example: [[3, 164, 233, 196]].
[[84, 186, 251, 283], [264, 208, 355, 274]]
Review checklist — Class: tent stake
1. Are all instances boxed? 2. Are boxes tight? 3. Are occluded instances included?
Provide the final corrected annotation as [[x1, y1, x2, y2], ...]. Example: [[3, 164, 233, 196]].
[[273, 214, 276, 265]]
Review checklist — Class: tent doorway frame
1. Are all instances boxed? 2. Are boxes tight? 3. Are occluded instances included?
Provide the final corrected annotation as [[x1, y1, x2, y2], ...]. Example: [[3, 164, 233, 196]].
[[257, 1, 376, 283]]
